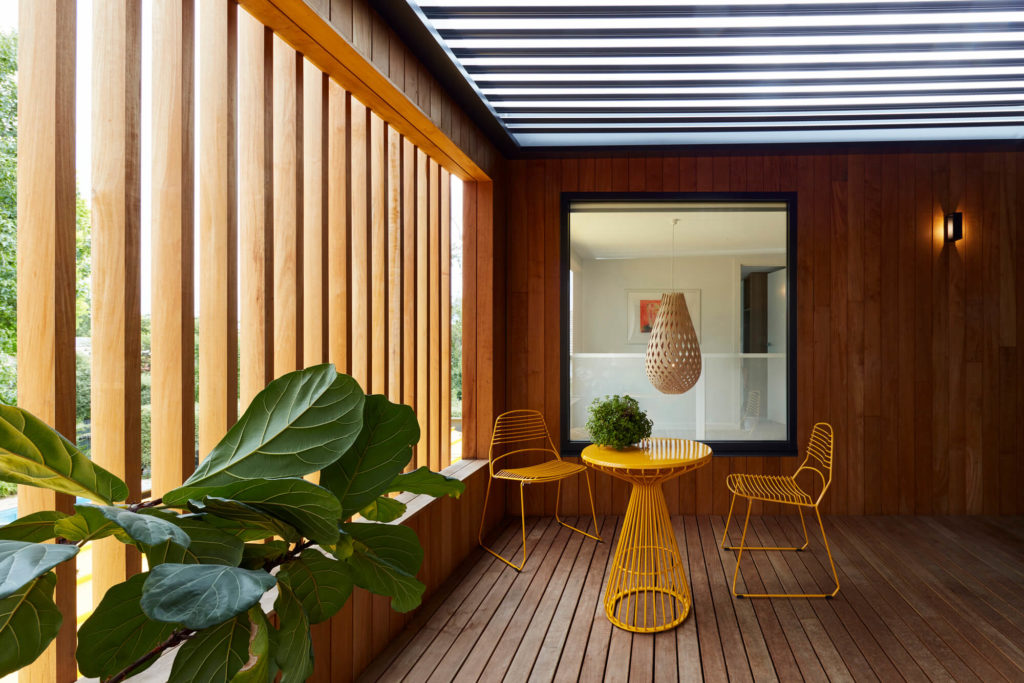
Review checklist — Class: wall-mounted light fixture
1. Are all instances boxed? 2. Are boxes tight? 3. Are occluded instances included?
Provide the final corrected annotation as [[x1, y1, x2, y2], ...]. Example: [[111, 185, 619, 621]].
[[945, 212, 963, 242]]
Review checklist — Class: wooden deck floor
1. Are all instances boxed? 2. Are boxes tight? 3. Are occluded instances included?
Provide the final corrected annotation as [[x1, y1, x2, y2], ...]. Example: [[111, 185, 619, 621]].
[[361, 514, 1024, 682]]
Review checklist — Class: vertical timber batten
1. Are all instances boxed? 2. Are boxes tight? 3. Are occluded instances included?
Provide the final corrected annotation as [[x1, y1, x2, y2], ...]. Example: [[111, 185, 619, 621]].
[[151, 0, 196, 496], [198, 0, 238, 455], [16, 2, 78, 680], [238, 9, 273, 406], [272, 35, 303, 378], [90, 0, 143, 600], [326, 80, 349, 373]]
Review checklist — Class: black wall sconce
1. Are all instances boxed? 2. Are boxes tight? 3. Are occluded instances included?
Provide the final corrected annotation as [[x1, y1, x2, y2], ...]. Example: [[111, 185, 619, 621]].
[[945, 212, 963, 242]]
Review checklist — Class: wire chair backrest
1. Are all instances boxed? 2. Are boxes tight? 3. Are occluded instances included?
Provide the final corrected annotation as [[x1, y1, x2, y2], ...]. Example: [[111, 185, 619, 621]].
[[794, 422, 834, 503], [488, 410, 560, 472]]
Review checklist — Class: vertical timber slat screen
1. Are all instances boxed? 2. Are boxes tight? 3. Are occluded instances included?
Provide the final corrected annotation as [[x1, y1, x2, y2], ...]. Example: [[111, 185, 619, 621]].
[[14, 3, 470, 681]]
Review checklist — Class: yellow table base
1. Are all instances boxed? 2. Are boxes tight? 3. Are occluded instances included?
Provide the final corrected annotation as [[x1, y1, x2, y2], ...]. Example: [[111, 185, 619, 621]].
[[582, 438, 712, 634], [606, 482, 691, 632]]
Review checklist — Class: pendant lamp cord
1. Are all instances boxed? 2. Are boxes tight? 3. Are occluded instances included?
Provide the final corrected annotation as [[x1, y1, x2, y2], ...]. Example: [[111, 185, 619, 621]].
[[671, 218, 679, 292]]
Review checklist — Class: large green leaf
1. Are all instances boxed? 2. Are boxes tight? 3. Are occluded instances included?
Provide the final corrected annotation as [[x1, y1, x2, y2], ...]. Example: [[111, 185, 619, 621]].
[[231, 607, 273, 683], [273, 578, 314, 683], [0, 511, 67, 543], [76, 572, 178, 679], [278, 549, 352, 624], [203, 478, 342, 545], [320, 394, 419, 518], [140, 511, 245, 567], [0, 403, 128, 504], [359, 496, 407, 523], [192, 498, 302, 543], [343, 522, 424, 612], [0, 572, 62, 677], [168, 613, 251, 683], [92, 505, 190, 548], [141, 564, 276, 630], [0, 540, 78, 599], [387, 466, 466, 498], [164, 366, 364, 504], [54, 505, 129, 544]]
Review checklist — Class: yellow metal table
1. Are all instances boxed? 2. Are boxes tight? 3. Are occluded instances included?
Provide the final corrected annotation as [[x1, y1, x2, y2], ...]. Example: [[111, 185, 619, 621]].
[[582, 438, 712, 633]]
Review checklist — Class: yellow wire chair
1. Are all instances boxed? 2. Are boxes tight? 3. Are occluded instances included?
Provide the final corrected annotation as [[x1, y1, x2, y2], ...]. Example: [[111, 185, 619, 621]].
[[720, 422, 840, 598], [478, 409, 601, 571]]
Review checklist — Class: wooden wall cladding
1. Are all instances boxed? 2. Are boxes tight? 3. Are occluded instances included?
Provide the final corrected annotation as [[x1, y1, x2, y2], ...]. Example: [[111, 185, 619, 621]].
[[503, 150, 1024, 518]]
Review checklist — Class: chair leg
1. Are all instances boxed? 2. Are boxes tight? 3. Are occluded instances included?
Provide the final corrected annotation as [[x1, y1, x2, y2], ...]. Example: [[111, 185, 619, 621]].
[[723, 497, 812, 552], [721, 491, 737, 549], [815, 506, 841, 598], [796, 507, 810, 551], [478, 476, 527, 572], [554, 473, 602, 542], [731, 504, 841, 599], [731, 498, 754, 597]]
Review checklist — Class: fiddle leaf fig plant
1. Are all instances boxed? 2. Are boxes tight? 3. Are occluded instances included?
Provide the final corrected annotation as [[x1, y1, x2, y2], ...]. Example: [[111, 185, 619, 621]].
[[0, 364, 465, 681]]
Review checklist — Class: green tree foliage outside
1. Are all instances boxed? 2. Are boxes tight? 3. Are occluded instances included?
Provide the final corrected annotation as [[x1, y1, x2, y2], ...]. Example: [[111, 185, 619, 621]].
[[0, 30, 93, 496]]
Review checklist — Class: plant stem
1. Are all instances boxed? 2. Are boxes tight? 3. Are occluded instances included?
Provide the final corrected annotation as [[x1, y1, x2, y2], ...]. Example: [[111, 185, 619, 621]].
[[106, 627, 193, 683], [127, 497, 164, 513]]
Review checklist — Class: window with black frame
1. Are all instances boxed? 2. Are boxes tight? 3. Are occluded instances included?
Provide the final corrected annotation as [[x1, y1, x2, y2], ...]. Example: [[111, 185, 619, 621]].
[[562, 194, 797, 456]]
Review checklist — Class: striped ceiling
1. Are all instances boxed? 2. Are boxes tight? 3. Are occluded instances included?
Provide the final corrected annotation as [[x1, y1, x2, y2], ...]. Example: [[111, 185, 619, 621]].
[[399, 0, 1024, 148]]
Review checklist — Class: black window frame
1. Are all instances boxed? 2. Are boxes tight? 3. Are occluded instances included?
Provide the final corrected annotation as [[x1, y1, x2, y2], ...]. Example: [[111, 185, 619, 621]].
[[560, 191, 799, 457]]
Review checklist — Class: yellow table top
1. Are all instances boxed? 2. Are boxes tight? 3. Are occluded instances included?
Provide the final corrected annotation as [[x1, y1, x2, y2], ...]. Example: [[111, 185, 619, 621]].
[[581, 437, 713, 471]]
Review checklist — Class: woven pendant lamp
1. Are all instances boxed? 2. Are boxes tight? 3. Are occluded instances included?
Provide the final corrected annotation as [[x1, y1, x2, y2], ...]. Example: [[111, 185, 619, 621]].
[[644, 218, 701, 394], [645, 292, 702, 394]]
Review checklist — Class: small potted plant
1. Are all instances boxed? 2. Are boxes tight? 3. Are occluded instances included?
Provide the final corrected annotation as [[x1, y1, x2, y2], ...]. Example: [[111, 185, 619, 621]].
[[585, 394, 653, 449]]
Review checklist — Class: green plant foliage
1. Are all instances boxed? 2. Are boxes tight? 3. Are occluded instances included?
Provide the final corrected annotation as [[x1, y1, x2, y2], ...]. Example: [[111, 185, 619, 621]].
[[0, 403, 129, 503], [93, 504, 190, 548], [343, 522, 425, 612], [0, 572, 62, 677], [167, 613, 252, 683], [239, 540, 289, 570], [0, 510, 66, 543], [164, 365, 365, 504], [278, 548, 354, 622], [278, 548, 353, 624], [232, 607, 274, 683], [140, 512, 245, 567], [273, 579, 314, 683], [0, 365, 464, 680], [76, 572, 178, 679], [359, 496, 407, 523], [320, 394, 420, 517], [0, 540, 78, 599], [141, 564, 277, 630], [192, 497, 302, 543], [54, 505, 131, 545], [206, 478, 342, 545], [386, 466, 466, 498], [585, 394, 653, 449]]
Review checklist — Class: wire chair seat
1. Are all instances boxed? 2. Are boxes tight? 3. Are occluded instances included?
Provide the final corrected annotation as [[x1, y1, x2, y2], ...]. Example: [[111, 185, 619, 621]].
[[495, 459, 587, 483], [725, 473, 814, 507]]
